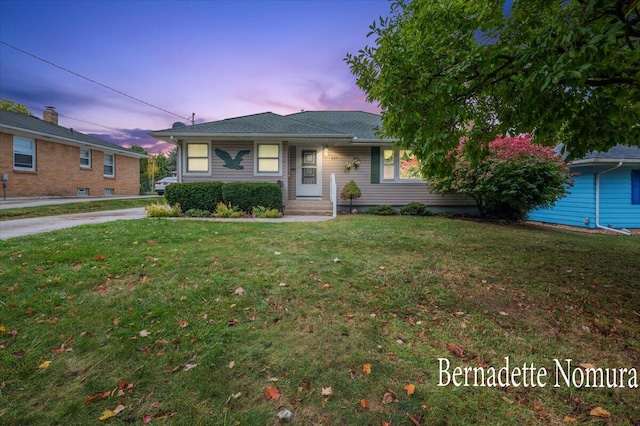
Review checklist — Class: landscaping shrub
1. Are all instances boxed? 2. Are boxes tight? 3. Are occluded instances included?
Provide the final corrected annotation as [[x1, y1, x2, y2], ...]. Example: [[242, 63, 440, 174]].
[[340, 180, 362, 211], [399, 202, 432, 216], [430, 134, 571, 222], [184, 208, 212, 218], [165, 182, 223, 212], [252, 206, 283, 218], [221, 182, 282, 213], [145, 202, 183, 217], [367, 205, 398, 215], [214, 202, 244, 218]]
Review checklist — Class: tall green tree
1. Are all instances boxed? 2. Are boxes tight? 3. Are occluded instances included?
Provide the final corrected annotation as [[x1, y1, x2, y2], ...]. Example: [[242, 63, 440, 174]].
[[129, 145, 150, 194], [0, 99, 31, 115], [346, 0, 640, 177]]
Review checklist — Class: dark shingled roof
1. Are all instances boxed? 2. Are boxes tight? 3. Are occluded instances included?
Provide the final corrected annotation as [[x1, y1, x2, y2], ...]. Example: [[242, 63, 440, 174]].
[[152, 112, 346, 136], [151, 110, 391, 141], [581, 144, 640, 160], [0, 109, 146, 158], [286, 111, 387, 141]]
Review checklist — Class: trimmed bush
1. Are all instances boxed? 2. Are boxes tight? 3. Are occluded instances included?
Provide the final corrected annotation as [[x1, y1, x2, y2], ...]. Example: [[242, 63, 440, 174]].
[[221, 182, 282, 213], [367, 205, 398, 215], [165, 182, 223, 212], [214, 202, 243, 218], [145, 202, 183, 218], [340, 180, 362, 211], [399, 202, 432, 216], [253, 206, 283, 218], [184, 209, 212, 218]]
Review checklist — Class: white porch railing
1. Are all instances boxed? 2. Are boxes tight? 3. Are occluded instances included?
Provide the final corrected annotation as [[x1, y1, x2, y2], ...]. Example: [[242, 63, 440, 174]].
[[329, 173, 337, 217]]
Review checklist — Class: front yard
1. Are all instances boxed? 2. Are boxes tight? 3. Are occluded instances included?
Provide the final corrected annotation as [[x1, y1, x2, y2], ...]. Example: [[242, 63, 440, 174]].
[[0, 216, 638, 425]]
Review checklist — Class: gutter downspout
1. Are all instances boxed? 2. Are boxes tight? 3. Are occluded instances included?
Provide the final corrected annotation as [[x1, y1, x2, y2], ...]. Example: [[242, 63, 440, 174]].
[[595, 161, 631, 235]]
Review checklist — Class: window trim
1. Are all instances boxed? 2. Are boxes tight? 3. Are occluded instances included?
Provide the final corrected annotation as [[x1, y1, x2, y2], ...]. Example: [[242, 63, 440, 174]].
[[13, 136, 36, 171], [380, 148, 423, 183], [185, 142, 210, 174], [103, 153, 115, 177], [80, 148, 91, 169], [254, 141, 282, 176]]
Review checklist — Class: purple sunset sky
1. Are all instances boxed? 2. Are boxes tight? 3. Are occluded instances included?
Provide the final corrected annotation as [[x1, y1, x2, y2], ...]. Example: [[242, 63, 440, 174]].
[[0, 0, 390, 153]]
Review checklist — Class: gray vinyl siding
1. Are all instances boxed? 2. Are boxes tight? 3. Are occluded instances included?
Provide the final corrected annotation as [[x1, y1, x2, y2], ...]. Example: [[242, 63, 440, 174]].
[[313, 146, 473, 207], [181, 140, 289, 203]]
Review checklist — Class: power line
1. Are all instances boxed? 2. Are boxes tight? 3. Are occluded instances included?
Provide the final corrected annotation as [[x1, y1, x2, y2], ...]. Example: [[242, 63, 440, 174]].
[[0, 40, 192, 122], [24, 104, 131, 135]]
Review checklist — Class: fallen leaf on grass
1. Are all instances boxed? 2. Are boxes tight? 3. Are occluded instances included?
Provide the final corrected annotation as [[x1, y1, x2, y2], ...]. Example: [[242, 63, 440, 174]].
[[228, 361, 235, 369], [346, 312, 354, 319], [360, 399, 370, 410], [277, 408, 294, 422], [382, 391, 398, 404], [234, 287, 245, 296], [142, 414, 152, 423], [589, 407, 610, 418], [139, 330, 150, 337], [38, 360, 52, 369], [98, 409, 116, 421], [177, 320, 189, 328], [321, 387, 333, 396], [183, 363, 198, 371], [265, 385, 281, 400], [362, 363, 372, 375], [97, 254, 105, 261], [579, 363, 596, 369], [84, 391, 111, 404], [406, 412, 421, 426], [563, 415, 578, 423], [113, 405, 126, 415], [404, 383, 415, 396], [446, 343, 465, 359]]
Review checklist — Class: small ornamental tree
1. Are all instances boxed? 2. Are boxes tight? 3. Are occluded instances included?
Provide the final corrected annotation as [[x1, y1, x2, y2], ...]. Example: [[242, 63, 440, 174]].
[[430, 134, 572, 222], [341, 180, 362, 211]]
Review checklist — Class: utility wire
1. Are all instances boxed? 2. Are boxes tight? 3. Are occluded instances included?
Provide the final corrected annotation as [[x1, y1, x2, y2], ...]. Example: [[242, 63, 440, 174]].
[[25, 104, 132, 135], [0, 40, 191, 122]]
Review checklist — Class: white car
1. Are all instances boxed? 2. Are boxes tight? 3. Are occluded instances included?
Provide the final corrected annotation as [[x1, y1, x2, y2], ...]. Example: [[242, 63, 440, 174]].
[[154, 176, 177, 195]]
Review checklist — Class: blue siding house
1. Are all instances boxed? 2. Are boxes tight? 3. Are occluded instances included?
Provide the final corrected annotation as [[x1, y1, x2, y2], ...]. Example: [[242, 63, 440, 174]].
[[529, 145, 640, 235]]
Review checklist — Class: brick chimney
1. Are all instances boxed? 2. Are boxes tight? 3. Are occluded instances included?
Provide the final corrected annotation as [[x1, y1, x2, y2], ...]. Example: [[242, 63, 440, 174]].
[[43, 106, 58, 125]]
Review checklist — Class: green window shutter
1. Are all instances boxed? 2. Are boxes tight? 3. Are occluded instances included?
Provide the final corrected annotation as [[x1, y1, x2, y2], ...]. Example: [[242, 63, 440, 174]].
[[370, 147, 380, 184]]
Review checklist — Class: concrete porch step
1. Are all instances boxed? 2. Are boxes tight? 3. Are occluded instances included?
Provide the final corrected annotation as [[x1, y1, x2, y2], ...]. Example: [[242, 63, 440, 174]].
[[285, 200, 333, 216]]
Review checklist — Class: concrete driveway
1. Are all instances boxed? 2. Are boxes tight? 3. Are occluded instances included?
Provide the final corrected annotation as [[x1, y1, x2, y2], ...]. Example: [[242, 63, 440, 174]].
[[0, 208, 147, 240]]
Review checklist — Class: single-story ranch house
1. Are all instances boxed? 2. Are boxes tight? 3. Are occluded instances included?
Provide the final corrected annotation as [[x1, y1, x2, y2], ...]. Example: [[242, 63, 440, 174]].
[[0, 107, 147, 198], [529, 144, 640, 235], [150, 111, 476, 215]]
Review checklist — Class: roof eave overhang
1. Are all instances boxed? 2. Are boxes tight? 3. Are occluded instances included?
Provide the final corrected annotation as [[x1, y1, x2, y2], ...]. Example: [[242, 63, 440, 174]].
[[1, 124, 148, 159], [569, 158, 640, 166]]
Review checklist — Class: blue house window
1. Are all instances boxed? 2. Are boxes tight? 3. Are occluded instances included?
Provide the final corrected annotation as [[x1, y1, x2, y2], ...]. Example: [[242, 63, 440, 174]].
[[632, 170, 640, 205]]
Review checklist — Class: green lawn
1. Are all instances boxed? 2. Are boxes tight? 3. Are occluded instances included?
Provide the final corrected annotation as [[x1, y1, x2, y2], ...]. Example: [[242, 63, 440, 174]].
[[0, 216, 638, 425], [0, 197, 162, 221]]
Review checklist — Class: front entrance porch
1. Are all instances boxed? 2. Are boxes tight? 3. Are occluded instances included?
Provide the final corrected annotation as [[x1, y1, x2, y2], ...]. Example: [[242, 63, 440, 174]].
[[284, 199, 333, 216]]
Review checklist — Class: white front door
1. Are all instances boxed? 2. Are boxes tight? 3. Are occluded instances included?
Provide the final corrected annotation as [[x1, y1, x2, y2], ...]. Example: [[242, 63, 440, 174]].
[[296, 147, 322, 197]]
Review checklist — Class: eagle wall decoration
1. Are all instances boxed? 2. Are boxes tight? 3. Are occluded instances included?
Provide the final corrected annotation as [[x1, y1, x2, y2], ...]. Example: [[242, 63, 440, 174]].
[[214, 148, 250, 170]]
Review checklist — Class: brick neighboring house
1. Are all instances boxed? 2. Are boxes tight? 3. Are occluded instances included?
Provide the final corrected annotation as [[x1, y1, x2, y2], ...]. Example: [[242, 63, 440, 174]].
[[0, 107, 147, 197]]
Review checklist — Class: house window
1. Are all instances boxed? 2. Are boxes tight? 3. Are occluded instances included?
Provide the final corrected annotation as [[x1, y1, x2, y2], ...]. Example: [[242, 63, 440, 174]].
[[186, 143, 209, 172], [80, 148, 91, 168], [632, 170, 640, 205], [104, 188, 114, 196], [77, 188, 89, 196], [255, 142, 281, 175], [381, 149, 422, 182], [104, 153, 115, 177], [14, 136, 36, 171]]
